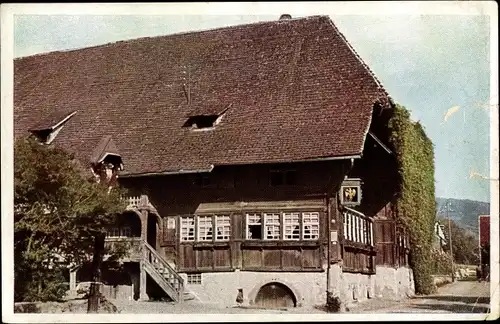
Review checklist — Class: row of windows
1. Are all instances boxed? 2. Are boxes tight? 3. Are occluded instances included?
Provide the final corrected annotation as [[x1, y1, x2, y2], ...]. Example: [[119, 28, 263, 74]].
[[181, 215, 231, 242], [246, 212, 319, 240], [180, 212, 320, 242]]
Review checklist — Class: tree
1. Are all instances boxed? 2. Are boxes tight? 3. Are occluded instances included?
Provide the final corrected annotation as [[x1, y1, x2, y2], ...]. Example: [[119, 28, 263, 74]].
[[439, 218, 480, 266], [14, 138, 127, 305]]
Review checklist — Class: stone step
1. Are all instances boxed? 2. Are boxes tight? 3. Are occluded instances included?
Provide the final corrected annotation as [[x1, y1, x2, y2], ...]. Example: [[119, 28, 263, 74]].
[[183, 291, 196, 301]]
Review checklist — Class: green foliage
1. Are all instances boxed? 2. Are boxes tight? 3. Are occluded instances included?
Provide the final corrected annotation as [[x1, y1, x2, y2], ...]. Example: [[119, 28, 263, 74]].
[[389, 104, 437, 295], [439, 218, 480, 265], [429, 250, 453, 275], [14, 138, 128, 302]]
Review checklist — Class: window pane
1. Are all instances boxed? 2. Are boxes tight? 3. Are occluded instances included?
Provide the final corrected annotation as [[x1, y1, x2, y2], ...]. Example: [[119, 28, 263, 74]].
[[247, 213, 262, 239], [264, 213, 280, 240], [284, 212, 300, 240], [215, 215, 231, 241], [180, 216, 195, 241], [198, 215, 213, 241], [187, 273, 202, 284], [303, 212, 319, 240]]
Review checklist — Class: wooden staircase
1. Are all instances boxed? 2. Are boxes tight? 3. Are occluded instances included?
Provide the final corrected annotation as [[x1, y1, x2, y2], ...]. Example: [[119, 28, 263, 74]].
[[142, 241, 185, 303]]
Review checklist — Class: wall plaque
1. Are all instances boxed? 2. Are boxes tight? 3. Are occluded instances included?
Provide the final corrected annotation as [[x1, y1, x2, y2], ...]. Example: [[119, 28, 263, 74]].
[[167, 218, 176, 229], [340, 178, 362, 206], [330, 230, 338, 242]]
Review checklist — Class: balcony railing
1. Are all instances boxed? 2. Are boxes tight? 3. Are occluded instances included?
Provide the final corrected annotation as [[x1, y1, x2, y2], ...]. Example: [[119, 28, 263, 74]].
[[126, 196, 142, 208], [342, 206, 374, 246], [121, 195, 153, 210]]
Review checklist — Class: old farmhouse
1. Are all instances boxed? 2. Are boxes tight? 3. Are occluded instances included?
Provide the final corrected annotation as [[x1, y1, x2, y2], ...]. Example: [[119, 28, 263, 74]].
[[14, 15, 413, 307]]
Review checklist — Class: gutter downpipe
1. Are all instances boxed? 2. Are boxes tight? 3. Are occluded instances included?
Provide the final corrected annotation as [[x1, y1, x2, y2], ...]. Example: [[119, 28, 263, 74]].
[[326, 157, 357, 304]]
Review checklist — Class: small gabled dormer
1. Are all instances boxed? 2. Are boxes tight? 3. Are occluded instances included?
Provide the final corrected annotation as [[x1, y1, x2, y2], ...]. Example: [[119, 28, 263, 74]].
[[90, 136, 124, 188], [29, 110, 77, 144], [182, 104, 231, 131]]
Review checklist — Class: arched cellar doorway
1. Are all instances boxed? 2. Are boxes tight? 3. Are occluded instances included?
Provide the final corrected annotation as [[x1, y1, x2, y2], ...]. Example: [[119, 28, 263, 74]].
[[254, 282, 297, 308]]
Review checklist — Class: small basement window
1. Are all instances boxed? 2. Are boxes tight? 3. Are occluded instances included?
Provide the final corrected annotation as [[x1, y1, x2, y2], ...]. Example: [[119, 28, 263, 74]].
[[187, 273, 202, 285]]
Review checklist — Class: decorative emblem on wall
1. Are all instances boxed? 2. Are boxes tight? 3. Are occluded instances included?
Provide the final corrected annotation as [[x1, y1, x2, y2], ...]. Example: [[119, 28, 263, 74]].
[[344, 187, 357, 202], [340, 179, 362, 206]]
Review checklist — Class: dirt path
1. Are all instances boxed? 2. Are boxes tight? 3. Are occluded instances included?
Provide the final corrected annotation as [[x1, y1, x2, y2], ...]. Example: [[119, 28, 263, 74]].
[[350, 281, 491, 314]]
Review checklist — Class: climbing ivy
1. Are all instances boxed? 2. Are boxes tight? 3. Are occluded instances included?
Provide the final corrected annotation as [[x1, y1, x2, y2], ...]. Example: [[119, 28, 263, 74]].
[[388, 104, 437, 295]]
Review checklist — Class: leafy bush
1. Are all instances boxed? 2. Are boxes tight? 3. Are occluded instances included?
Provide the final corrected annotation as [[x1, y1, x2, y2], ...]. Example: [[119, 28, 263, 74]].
[[429, 250, 453, 275]]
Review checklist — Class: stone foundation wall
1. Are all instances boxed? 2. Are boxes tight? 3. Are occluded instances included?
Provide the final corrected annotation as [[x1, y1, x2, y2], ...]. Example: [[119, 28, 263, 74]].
[[181, 265, 414, 307], [180, 270, 326, 307], [327, 265, 414, 304]]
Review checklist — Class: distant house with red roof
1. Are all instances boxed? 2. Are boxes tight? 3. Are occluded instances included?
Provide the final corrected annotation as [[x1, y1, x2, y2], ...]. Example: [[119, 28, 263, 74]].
[[479, 215, 490, 280], [14, 15, 413, 307]]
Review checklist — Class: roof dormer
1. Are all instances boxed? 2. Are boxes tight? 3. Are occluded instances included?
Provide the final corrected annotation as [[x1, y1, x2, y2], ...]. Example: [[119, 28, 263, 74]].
[[29, 110, 77, 144], [182, 104, 231, 131], [90, 135, 124, 171]]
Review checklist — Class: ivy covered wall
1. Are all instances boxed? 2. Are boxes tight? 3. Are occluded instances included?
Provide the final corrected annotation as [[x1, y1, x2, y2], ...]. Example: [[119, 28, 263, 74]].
[[388, 104, 437, 294]]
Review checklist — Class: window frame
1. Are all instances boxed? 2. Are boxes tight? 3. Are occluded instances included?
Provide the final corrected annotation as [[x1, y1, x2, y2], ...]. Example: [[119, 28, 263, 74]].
[[214, 214, 231, 241], [197, 215, 214, 242], [245, 210, 321, 242], [263, 212, 281, 240], [283, 212, 300, 240], [302, 212, 320, 240], [246, 213, 263, 240], [186, 273, 202, 285], [180, 216, 196, 242]]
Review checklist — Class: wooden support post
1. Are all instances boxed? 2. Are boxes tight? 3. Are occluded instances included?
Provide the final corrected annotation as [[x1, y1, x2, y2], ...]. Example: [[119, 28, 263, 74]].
[[140, 210, 148, 243], [139, 206, 149, 301], [139, 261, 148, 301], [70, 269, 77, 292]]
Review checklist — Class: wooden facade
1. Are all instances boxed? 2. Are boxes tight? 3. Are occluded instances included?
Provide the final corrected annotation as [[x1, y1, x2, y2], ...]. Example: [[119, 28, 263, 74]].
[[117, 148, 408, 276], [120, 161, 347, 274]]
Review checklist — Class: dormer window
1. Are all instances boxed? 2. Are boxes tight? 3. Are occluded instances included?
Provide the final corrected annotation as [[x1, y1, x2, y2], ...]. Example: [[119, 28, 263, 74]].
[[90, 136, 124, 186], [29, 111, 77, 144], [183, 115, 220, 129], [183, 104, 231, 130]]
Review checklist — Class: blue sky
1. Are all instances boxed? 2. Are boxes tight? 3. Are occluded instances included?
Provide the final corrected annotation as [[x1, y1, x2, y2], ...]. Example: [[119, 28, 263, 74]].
[[10, 4, 495, 202]]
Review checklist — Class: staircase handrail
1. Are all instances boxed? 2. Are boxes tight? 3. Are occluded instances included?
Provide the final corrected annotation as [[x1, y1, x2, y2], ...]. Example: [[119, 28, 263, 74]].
[[142, 241, 184, 289]]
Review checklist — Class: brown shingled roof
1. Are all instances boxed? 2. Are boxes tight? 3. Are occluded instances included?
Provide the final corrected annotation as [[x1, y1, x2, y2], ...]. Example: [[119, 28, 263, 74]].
[[14, 15, 391, 176]]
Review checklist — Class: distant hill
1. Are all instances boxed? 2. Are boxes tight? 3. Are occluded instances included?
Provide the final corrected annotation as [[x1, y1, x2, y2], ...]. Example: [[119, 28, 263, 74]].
[[436, 197, 490, 237]]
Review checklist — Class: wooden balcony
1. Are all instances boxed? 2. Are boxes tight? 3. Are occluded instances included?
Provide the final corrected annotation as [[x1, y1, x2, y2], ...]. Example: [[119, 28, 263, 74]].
[[123, 195, 159, 215]]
